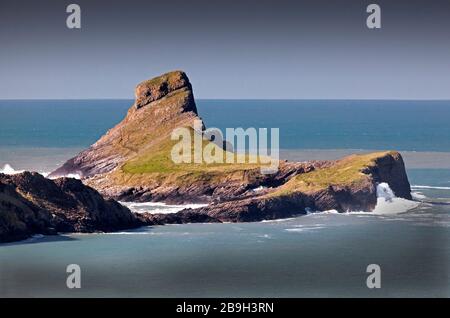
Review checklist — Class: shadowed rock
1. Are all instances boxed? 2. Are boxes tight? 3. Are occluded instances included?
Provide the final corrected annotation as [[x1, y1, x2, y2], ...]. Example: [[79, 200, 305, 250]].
[[0, 172, 145, 243]]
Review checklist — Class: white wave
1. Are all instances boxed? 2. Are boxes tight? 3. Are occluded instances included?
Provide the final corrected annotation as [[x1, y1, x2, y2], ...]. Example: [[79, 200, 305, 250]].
[[0, 163, 71, 179], [411, 185, 450, 190], [0, 164, 24, 175], [47, 173, 80, 180], [100, 231, 152, 235], [366, 183, 419, 215], [377, 182, 395, 200], [285, 226, 326, 232], [305, 183, 419, 216], [261, 217, 297, 223], [411, 191, 427, 200], [120, 201, 208, 214], [304, 209, 340, 216], [64, 173, 81, 179], [0, 164, 76, 180]]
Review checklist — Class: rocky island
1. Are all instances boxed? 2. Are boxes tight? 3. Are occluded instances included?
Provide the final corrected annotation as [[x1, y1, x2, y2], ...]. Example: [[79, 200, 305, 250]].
[[0, 71, 412, 242]]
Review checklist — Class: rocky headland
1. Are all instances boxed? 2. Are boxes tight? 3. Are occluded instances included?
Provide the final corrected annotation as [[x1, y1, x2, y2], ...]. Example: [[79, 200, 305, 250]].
[[1, 71, 412, 242]]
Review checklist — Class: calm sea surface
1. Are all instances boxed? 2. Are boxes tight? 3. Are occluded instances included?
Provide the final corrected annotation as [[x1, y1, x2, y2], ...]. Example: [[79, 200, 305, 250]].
[[0, 100, 449, 297]]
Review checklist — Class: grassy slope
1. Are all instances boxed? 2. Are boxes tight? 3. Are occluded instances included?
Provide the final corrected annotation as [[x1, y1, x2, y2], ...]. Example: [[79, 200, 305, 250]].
[[269, 151, 394, 196], [112, 129, 270, 186], [113, 128, 393, 192]]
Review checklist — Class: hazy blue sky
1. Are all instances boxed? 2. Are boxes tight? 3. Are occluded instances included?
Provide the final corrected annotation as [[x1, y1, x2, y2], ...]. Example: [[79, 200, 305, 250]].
[[1, 0, 449, 99]]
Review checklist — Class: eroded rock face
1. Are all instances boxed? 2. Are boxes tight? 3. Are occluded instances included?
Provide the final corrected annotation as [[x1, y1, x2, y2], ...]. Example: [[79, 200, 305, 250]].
[[0, 172, 144, 243], [107, 160, 329, 204], [363, 151, 412, 200], [49, 70, 199, 179], [134, 71, 194, 110]]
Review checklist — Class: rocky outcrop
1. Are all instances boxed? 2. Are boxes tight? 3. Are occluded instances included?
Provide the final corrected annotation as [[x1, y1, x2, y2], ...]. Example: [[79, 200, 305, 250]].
[[138, 151, 412, 224], [100, 160, 330, 204], [49, 71, 199, 179], [48, 71, 412, 226], [0, 172, 145, 243]]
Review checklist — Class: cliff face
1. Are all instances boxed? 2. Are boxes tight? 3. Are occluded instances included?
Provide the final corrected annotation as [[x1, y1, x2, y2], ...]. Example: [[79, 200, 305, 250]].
[[48, 70, 412, 225], [0, 172, 144, 243], [49, 71, 199, 179]]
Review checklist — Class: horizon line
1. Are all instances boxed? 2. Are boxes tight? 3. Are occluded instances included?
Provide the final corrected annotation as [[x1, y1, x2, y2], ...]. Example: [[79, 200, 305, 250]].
[[1, 98, 450, 102]]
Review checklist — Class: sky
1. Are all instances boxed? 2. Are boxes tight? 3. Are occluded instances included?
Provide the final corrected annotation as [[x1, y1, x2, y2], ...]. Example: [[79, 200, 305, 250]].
[[0, 0, 449, 99]]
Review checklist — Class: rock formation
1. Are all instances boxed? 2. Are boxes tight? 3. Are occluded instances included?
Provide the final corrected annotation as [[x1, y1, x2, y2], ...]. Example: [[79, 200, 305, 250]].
[[140, 151, 412, 224], [47, 70, 412, 226], [49, 71, 199, 179], [0, 172, 144, 243]]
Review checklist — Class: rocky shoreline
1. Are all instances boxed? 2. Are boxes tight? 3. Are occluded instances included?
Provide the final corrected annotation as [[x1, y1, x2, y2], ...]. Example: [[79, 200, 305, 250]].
[[1, 71, 413, 243], [0, 172, 146, 243]]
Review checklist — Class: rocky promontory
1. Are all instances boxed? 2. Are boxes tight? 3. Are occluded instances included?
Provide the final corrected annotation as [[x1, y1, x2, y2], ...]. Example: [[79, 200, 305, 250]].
[[43, 71, 412, 227], [140, 150, 412, 224]]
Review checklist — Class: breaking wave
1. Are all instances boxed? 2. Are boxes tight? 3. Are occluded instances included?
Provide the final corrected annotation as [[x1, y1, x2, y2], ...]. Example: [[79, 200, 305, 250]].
[[306, 183, 420, 216], [0, 164, 79, 179], [120, 201, 208, 214], [0, 164, 24, 175], [49, 173, 81, 179]]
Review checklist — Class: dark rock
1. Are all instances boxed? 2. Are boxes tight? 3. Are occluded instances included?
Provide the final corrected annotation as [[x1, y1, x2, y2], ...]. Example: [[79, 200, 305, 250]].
[[0, 172, 145, 243]]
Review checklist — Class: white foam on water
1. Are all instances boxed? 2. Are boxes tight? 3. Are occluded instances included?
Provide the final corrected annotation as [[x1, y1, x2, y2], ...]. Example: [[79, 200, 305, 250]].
[[371, 183, 420, 215], [0, 164, 68, 179], [120, 201, 208, 214], [101, 231, 152, 235], [411, 191, 427, 200], [305, 183, 419, 216], [411, 185, 450, 190], [0, 164, 24, 175], [261, 217, 297, 223], [285, 226, 326, 232], [47, 173, 81, 180]]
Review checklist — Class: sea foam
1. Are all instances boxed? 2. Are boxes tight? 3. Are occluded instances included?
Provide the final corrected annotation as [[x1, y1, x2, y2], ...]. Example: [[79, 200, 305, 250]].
[[0, 164, 77, 179], [0, 164, 23, 175], [120, 201, 208, 214], [411, 185, 450, 190]]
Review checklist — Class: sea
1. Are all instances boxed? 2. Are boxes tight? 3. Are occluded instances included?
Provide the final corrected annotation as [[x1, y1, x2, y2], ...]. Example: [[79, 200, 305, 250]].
[[0, 99, 449, 297]]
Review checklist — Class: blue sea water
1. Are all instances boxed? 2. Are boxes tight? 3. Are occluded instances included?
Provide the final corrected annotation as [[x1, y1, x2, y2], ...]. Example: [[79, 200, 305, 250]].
[[0, 99, 449, 297], [0, 99, 450, 151]]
